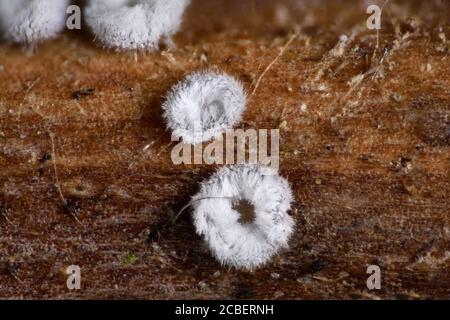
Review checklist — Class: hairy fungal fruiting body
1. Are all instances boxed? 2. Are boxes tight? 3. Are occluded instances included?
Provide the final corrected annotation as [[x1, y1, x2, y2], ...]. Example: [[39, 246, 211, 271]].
[[0, 0, 69, 44], [192, 165, 295, 270], [162, 71, 247, 144], [85, 0, 190, 50]]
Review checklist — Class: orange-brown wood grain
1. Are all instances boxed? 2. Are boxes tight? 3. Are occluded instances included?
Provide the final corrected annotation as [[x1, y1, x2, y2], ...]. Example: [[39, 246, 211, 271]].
[[0, 0, 449, 299]]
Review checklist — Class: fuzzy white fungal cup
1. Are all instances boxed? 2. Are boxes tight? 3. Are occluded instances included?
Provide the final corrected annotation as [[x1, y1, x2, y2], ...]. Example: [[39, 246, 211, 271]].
[[192, 165, 295, 270], [163, 71, 247, 144], [0, 0, 69, 44], [85, 0, 190, 50]]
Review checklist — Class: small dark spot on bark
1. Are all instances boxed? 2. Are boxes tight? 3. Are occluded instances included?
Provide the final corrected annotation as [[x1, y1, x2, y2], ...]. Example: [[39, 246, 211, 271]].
[[147, 220, 171, 244], [6, 260, 20, 277], [0, 205, 10, 215], [240, 73, 253, 85], [224, 56, 234, 65], [72, 88, 95, 100], [0, 205, 12, 223], [395, 293, 411, 299], [233, 282, 255, 299], [39, 153, 52, 163], [400, 157, 412, 167], [63, 197, 80, 217], [38, 153, 52, 176], [147, 227, 164, 243], [308, 259, 325, 273]]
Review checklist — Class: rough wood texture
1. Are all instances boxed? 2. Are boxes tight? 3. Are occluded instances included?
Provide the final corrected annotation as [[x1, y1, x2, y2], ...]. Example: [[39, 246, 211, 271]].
[[0, 0, 449, 299]]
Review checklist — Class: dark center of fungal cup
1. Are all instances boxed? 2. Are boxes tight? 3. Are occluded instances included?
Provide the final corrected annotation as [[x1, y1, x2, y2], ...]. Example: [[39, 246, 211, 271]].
[[127, 0, 142, 7], [233, 199, 256, 224]]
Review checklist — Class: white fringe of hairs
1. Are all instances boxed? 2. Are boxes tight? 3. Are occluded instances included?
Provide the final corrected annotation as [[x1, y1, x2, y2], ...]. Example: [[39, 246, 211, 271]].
[[85, 0, 191, 51], [162, 70, 247, 144], [192, 165, 295, 271], [0, 0, 69, 44]]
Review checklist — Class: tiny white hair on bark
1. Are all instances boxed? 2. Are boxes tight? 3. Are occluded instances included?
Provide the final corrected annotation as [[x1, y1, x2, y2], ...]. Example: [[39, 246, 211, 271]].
[[84, 0, 190, 50], [192, 165, 295, 270], [0, 0, 69, 44], [162, 71, 247, 144]]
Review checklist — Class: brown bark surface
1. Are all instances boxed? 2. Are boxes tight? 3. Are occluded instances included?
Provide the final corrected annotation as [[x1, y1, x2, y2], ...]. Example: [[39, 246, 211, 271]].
[[0, 0, 449, 299]]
